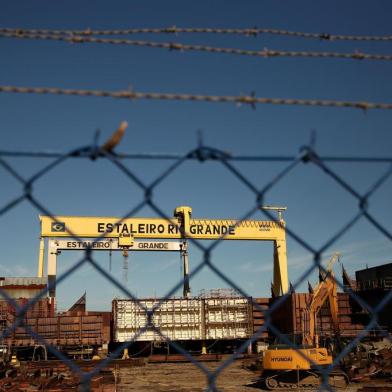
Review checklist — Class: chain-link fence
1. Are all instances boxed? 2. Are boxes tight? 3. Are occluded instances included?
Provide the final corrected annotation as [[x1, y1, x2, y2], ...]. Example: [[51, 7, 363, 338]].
[[1, 16, 392, 391], [0, 134, 391, 391]]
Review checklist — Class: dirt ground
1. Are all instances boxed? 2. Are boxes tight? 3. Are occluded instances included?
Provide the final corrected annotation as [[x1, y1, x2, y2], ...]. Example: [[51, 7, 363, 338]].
[[117, 360, 259, 391], [116, 359, 365, 392]]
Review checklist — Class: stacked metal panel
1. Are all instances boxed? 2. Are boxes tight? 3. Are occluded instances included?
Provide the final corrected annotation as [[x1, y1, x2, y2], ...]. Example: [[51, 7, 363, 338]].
[[204, 297, 250, 339], [1, 311, 110, 346], [252, 298, 269, 339], [0, 297, 54, 327], [270, 293, 369, 339], [335, 293, 370, 336], [113, 297, 251, 342], [293, 293, 310, 335], [0, 277, 48, 299], [316, 293, 369, 336], [114, 298, 201, 342]]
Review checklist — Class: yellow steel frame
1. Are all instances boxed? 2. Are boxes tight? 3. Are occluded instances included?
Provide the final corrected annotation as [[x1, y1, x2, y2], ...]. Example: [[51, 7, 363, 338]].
[[38, 205, 288, 296]]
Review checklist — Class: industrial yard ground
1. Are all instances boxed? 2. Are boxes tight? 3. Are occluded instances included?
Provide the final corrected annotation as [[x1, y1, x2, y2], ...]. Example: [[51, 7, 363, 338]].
[[116, 359, 379, 392], [2, 357, 389, 391]]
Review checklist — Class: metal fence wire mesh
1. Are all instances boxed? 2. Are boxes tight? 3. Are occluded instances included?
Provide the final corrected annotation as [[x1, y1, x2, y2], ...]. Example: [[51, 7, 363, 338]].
[[0, 17, 392, 392], [0, 137, 391, 391]]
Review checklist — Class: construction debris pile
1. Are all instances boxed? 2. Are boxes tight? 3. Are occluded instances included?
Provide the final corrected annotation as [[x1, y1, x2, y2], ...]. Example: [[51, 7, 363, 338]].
[[344, 340, 392, 382], [0, 365, 115, 391], [0, 359, 144, 391]]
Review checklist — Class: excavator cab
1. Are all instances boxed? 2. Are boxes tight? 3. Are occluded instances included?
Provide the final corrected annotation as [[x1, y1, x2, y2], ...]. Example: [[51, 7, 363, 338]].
[[271, 333, 307, 348]]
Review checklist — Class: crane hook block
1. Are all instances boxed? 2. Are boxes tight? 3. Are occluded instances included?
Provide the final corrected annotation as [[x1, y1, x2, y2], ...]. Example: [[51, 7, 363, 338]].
[[118, 233, 134, 247]]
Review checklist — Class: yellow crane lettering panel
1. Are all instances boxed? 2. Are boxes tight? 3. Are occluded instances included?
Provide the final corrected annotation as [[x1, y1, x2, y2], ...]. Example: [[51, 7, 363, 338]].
[[40, 216, 285, 241]]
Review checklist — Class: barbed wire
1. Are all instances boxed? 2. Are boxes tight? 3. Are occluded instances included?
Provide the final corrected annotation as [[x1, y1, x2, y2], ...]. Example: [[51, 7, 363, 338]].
[[2, 32, 392, 62], [1, 85, 392, 111], [1, 23, 392, 391], [2, 26, 392, 42]]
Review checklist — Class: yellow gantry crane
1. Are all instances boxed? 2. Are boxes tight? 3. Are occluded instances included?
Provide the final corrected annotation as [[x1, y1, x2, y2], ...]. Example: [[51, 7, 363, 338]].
[[38, 205, 289, 298]]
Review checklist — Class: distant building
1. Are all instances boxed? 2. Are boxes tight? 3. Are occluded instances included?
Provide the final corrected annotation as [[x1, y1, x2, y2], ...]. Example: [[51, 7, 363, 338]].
[[355, 263, 392, 291], [354, 262, 392, 330]]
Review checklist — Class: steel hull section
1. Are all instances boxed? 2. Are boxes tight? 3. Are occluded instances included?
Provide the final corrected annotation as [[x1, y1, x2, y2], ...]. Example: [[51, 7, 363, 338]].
[[113, 297, 252, 342]]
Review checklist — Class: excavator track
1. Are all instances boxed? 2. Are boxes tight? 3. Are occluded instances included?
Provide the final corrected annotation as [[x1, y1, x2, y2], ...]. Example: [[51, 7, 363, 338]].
[[263, 369, 348, 390]]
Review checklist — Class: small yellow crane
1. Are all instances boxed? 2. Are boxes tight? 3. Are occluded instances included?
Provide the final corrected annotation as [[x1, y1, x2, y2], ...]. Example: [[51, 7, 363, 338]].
[[262, 252, 348, 390]]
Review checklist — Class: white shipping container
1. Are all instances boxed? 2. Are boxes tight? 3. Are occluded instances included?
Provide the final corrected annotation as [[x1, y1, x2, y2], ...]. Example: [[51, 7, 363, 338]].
[[113, 297, 251, 342]]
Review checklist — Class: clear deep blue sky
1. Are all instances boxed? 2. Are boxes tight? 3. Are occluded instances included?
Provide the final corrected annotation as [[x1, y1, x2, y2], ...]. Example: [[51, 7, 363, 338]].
[[0, 1, 391, 310]]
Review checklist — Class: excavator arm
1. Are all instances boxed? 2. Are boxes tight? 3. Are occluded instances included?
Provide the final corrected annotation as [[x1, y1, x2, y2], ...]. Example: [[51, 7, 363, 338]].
[[303, 253, 340, 347]]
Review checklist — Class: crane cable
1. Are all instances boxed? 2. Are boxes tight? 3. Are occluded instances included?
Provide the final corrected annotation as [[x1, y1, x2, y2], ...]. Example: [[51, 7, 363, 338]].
[[122, 249, 129, 284]]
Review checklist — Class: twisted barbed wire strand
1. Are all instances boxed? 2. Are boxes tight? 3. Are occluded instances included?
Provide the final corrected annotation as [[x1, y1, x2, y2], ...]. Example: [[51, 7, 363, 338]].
[[1, 85, 391, 110], [1, 32, 392, 62], [2, 26, 392, 41]]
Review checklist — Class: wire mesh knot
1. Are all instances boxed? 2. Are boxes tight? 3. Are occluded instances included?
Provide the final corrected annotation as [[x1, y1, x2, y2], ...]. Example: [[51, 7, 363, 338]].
[[237, 92, 257, 109], [191, 146, 231, 162], [146, 310, 154, 327], [169, 42, 183, 51], [163, 26, 178, 34], [244, 27, 259, 37], [352, 51, 366, 60], [300, 146, 320, 163], [69, 35, 85, 44], [359, 197, 369, 211], [144, 187, 153, 203], [24, 182, 33, 199], [319, 33, 332, 40]]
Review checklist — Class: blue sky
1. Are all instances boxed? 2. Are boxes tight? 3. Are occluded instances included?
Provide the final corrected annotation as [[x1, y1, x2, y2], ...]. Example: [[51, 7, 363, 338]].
[[0, 0, 391, 310]]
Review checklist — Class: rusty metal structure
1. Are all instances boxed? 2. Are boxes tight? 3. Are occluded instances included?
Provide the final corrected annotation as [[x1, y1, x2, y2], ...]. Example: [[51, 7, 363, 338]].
[[269, 291, 373, 341], [0, 285, 111, 357], [0, 277, 48, 300], [0, 262, 390, 359]]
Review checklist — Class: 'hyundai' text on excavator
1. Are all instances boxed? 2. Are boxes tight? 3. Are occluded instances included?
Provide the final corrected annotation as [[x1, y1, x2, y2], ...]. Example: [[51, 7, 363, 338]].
[[262, 252, 349, 389]]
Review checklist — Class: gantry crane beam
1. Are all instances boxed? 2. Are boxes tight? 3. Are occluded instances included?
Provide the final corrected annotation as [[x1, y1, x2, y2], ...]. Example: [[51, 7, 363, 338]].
[[38, 205, 288, 296], [46, 238, 189, 298]]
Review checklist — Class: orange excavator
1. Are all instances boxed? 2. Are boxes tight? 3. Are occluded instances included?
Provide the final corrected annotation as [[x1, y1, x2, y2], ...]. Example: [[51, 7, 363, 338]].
[[262, 253, 349, 389]]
